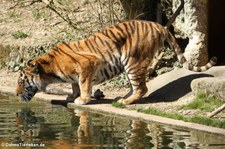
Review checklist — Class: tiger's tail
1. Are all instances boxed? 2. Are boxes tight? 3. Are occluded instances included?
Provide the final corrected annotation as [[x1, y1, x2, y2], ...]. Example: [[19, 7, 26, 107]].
[[166, 31, 217, 72]]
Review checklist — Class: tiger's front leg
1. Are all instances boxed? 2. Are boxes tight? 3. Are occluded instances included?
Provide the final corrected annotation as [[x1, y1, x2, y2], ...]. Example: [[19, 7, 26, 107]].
[[66, 83, 80, 102], [74, 55, 101, 105], [74, 72, 96, 105], [74, 76, 93, 105]]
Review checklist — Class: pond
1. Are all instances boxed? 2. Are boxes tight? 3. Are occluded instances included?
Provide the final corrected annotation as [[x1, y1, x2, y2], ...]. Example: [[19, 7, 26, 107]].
[[0, 93, 225, 149]]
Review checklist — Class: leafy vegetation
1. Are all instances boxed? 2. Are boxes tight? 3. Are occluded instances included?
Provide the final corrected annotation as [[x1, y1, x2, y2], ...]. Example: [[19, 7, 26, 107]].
[[2, 44, 52, 71]]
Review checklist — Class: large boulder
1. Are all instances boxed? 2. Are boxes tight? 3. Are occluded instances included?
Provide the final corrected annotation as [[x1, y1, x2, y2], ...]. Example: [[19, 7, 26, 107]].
[[191, 66, 225, 101], [191, 77, 225, 101]]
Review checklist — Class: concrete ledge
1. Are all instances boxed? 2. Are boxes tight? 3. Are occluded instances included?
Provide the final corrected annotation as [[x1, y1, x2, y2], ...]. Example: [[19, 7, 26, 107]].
[[68, 103, 225, 136]]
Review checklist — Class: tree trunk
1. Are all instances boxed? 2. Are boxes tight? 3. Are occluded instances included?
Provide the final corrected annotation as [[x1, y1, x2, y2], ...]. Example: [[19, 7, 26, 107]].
[[120, 0, 158, 21]]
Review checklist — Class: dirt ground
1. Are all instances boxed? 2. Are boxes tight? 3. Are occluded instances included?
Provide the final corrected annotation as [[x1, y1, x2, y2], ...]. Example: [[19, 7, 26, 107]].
[[0, 0, 124, 47]]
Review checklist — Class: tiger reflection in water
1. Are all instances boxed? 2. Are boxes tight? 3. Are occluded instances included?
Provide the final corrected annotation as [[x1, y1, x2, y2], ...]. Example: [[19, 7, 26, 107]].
[[15, 108, 42, 138], [15, 108, 171, 148], [74, 110, 203, 148], [74, 110, 93, 145], [73, 110, 165, 149]]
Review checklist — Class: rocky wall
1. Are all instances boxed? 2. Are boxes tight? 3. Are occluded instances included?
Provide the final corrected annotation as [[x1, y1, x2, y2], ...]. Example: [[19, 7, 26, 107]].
[[172, 0, 208, 66]]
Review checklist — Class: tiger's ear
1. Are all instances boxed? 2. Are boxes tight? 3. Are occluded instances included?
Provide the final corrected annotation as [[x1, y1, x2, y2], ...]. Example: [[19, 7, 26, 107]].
[[27, 60, 39, 73], [27, 60, 36, 67]]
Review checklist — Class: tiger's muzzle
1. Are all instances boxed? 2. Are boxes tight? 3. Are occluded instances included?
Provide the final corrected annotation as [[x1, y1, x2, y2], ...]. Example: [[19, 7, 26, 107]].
[[16, 86, 38, 102]]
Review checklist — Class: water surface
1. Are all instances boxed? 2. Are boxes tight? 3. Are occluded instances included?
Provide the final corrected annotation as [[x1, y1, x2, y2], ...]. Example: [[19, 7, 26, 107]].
[[0, 93, 224, 149]]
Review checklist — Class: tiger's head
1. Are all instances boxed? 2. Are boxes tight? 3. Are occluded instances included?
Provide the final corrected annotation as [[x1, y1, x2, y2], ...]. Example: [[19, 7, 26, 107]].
[[16, 60, 41, 101]]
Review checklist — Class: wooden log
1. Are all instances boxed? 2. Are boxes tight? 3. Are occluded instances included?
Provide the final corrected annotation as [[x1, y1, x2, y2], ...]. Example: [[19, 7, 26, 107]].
[[207, 103, 225, 118]]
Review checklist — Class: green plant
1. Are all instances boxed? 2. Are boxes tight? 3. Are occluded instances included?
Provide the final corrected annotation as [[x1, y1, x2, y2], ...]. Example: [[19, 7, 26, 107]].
[[138, 108, 187, 121], [112, 102, 126, 108], [180, 92, 223, 112], [137, 107, 225, 129], [12, 30, 29, 39], [190, 115, 225, 128]]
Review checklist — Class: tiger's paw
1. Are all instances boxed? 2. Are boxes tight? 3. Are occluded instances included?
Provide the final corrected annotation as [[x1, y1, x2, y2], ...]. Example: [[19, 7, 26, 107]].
[[118, 98, 131, 105], [74, 97, 89, 105]]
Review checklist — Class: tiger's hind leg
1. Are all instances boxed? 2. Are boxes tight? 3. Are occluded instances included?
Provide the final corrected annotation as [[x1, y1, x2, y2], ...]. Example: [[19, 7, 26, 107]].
[[118, 65, 148, 105]]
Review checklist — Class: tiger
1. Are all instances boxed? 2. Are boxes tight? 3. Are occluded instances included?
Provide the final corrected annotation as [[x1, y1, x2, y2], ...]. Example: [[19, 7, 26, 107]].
[[16, 19, 217, 105], [16, 0, 216, 105]]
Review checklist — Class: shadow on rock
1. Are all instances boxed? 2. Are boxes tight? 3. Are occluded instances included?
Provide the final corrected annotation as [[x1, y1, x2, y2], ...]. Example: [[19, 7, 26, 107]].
[[139, 73, 214, 104]]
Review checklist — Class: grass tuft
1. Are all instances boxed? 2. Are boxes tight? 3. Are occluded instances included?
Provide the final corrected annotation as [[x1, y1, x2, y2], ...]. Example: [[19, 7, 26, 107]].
[[190, 115, 225, 128], [12, 30, 29, 39], [138, 107, 225, 129], [112, 102, 126, 108], [138, 108, 188, 121], [180, 92, 224, 112]]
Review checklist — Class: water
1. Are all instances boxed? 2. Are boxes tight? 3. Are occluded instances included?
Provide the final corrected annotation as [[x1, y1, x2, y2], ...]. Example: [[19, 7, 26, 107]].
[[0, 93, 225, 149]]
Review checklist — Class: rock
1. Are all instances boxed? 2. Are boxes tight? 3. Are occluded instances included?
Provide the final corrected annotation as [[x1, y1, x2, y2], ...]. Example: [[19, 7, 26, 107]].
[[191, 77, 225, 101], [172, 0, 208, 66], [146, 66, 225, 102], [94, 89, 105, 100]]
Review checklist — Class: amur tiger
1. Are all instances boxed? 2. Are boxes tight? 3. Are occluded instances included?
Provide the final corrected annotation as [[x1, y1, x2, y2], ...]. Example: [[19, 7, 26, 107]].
[[16, 0, 216, 105], [16, 19, 217, 105]]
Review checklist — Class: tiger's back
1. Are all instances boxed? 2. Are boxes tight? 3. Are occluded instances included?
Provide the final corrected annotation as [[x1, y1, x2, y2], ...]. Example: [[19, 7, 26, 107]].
[[65, 21, 168, 83], [16, 20, 217, 104]]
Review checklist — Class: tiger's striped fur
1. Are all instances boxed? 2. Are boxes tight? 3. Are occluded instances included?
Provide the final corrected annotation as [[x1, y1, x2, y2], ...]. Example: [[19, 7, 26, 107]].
[[16, 20, 217, 104]]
